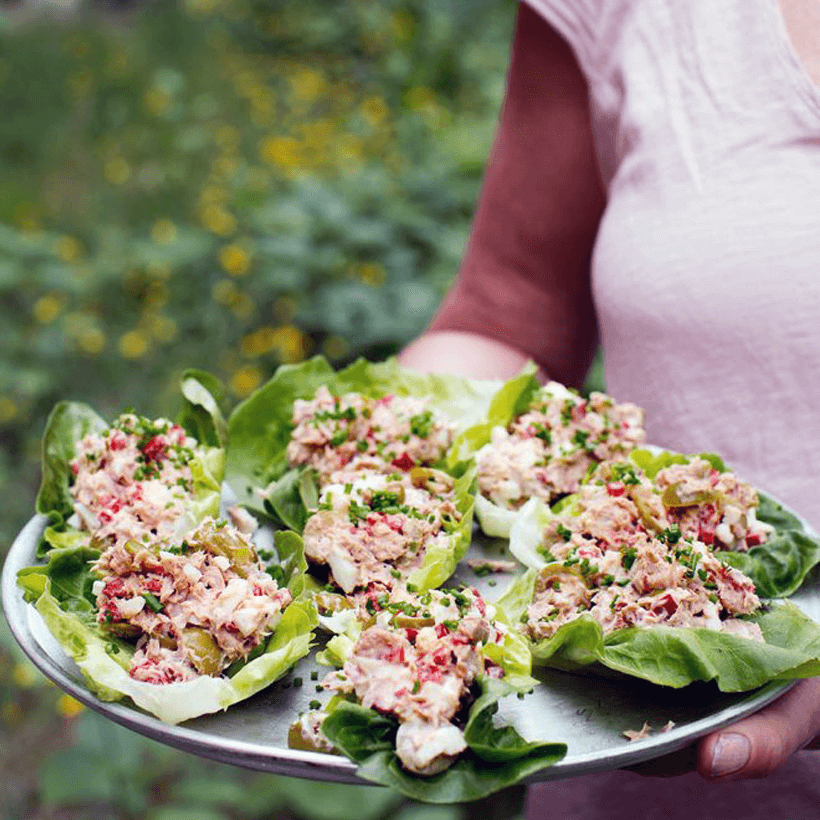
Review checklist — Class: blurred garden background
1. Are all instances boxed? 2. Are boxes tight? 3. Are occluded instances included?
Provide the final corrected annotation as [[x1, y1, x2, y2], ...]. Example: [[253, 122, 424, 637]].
[[0, 0, 542, 816]]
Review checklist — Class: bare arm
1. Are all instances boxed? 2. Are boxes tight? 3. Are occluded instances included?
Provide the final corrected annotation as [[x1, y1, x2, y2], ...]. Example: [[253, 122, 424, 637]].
[[399, 3, 606, 386]]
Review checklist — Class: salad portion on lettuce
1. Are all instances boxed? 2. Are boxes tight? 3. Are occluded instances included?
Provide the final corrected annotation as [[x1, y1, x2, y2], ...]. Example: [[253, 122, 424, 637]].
[[498, 452, 820, 690], [226, 356, 486, 598], [17, 516, 316, 724], [455, 371, 646, 539], [300, 467, 474, 596], [288, 584, 565, 802], [36, 371, 227, 557], [225, 355, 498, 518]]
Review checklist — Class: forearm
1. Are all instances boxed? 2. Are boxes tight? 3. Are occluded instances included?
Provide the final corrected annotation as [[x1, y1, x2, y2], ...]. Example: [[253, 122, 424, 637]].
[[398, 329, 542, 381], [408, 4, 605, 389]]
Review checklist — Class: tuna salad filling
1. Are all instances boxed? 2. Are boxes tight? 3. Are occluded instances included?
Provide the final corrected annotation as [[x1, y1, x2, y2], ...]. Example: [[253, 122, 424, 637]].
[[92, 518, 292, 684], [318, 587, 508, 775], [70, 413, 200, 547], [302, 469, 462, 593], [286, 386, 456, 483], [476, 382, 646, 510], [521, 471, 763, 641], [652, 457, 773, 551]]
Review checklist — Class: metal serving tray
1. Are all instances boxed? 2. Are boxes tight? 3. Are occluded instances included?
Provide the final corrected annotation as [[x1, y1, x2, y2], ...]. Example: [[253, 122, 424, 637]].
[[4, 513, 818, 785]]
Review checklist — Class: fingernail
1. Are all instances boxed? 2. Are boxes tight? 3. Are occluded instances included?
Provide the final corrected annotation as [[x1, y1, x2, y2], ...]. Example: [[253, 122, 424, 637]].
[[710, 732, 751, 778]]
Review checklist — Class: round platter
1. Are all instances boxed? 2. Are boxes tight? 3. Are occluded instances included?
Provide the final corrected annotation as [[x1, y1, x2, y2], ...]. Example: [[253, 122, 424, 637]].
[[5, 513, 819, 786]]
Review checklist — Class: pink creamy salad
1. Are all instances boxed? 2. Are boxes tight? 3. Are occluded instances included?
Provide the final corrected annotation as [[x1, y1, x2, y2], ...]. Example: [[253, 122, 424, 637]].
[[286, 386, 456, 483], [652, 457, 772, 551], [317, 587, 508, 775], [301, 469, 461, 594], [92, 518, 292, 684], [476, 382, 645, 510], [70, 413, 200, 547], [522, 464, 765, 641]]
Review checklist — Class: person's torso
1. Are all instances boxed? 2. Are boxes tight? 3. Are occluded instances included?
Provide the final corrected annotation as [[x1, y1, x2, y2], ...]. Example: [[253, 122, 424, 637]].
[[555, 0, 820, 524]]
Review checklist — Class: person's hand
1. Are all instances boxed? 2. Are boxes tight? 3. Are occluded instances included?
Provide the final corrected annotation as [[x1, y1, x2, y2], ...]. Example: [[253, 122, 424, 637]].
[[626, 678, 820, 779], [697, 677, 820, 779]]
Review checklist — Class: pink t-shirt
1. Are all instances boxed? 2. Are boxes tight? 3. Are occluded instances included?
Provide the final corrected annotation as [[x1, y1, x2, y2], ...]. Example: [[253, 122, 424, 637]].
[[526, 0, 820, 529], [521, 1, 820, 816]]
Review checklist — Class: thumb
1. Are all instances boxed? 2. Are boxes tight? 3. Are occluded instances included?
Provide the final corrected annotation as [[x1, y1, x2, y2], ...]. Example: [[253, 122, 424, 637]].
[[697, 678, 820, 780]]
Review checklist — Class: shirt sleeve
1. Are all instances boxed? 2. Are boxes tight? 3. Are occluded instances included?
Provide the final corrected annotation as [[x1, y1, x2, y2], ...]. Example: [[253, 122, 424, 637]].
[[521, 0, 607, 80]]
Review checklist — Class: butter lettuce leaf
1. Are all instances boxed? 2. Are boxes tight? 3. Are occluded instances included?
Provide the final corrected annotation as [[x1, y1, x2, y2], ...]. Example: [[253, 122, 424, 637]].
[[226, 355, 498, 513], [35, 375, 226, 556], [496, 570, 820, 691], [320, 677, 566, 803], [630, 450, 820, 598], [16, 535, 316, 724]]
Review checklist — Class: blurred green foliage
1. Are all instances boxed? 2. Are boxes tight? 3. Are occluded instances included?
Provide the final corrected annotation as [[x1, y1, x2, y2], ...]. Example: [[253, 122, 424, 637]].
[[1, 0, 532, 817], [0, 0, 515, 548]]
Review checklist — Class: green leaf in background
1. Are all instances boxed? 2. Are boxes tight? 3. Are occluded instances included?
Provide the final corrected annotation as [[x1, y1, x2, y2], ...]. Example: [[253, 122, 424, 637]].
[[272, 777, 403, 820]]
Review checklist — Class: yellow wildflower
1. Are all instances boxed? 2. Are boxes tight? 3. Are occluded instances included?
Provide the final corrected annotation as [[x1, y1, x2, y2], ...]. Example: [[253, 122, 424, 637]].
[[118, 330, 150, 359], [55, 235, 83, 262], [405, 86, 437, 112], [12, 662, 40, 688], [147, 313, 178, 343], [260, 135, 301, 169], [56, 694, 85, 719], [104, 157, 131, 185], [144, 86, 171, 116], [231, 292, 256, 320], [33, 292, 66, 324], [212, 278, 238, 306], [200, 203, 237, 236], [272, 324, 308, 363], [361, 96, 389, 127], [151, 219, 177, 245], [145, 280, 169, 308], [78, 327, 106, 355], [219, 243, 252, 276], [0, 397, 18, 423], [358, 262, 386, 287], [290, 67, 327, 102], [230, 365, 263, 397]]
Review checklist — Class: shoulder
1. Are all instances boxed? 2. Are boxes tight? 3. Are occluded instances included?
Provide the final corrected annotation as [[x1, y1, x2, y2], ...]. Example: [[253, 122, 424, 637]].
[[521, 0, 636, 78]]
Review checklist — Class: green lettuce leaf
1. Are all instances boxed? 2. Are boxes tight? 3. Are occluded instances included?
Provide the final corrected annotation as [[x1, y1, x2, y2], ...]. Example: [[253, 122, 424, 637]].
[[263, 467, 319, 533], [35, 377, 226, 556], [320, 677, 566, 803], [178, 369, 229, 449], [225, 355, 498, 512], [472, 493, 519, 540], [495, 570, 820, 691], [629, 448, 726, 479], [630, 450, 820, 598], [36, 401, 108, 526], [511, 448, 820, 598], [16, 537, 316, 724], [405, 464, 476, 592], [717, 529, 820, 599]]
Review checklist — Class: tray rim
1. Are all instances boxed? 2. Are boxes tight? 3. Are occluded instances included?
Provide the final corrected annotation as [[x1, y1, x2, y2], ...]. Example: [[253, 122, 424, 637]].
[[2, 512, 804, 786]]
